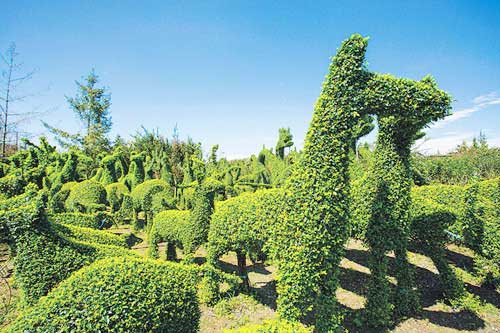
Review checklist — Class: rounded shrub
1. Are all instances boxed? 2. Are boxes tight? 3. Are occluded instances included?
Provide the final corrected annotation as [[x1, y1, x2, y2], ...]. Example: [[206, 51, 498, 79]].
[[65, 180, 107, 213], [4, 257, 201, 333]]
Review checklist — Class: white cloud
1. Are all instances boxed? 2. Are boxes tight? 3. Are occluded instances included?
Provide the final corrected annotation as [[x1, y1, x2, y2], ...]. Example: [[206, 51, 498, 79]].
[[415, 131, 475, 155], [432, 91, 500, 129]]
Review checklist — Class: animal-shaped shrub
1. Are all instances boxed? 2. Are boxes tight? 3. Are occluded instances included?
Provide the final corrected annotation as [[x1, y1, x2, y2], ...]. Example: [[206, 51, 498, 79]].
[[4, 257, 201, 333], [65, 179, 107, 213], [130, 179, 171, 228], [149, 183, 217, 261], [207, 188, 284, 288]]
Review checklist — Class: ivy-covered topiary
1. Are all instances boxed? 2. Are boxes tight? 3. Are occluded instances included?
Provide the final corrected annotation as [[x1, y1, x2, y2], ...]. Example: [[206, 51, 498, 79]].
[[65, 179, 107, 213], [270, 34, 369, 331], [362, 74, 452, 327], [4, 257, 201, 333]]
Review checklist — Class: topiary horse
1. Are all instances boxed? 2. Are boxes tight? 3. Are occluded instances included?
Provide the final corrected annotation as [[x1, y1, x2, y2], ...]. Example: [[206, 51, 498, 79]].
[[362, 74, 451, 328]]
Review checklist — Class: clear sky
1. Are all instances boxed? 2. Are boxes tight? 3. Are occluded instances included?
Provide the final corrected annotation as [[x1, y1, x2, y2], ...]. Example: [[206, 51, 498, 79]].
[[2, 0, 499, 159]]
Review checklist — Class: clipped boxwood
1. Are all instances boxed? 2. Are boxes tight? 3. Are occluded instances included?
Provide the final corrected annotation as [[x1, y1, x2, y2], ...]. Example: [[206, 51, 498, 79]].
[[4, 257, 201, 333], [65, 180, 107, 213], [49, 211, 114, 229]]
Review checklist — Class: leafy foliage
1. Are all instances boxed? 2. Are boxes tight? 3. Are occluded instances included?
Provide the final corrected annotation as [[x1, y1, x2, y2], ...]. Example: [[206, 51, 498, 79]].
[[4, 257, 200, 333], [271, 34, 369, 331]]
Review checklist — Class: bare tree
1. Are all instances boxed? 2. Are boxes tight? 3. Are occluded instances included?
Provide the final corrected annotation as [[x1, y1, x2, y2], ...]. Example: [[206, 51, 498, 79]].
[[0, 43, 38, 158]]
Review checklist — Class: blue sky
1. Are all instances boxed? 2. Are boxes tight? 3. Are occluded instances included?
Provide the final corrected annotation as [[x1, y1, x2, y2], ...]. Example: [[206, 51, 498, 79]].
[[2, 0, 499, 159]]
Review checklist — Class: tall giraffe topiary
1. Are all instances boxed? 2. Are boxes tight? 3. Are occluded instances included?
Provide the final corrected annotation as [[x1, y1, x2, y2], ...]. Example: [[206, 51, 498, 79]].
[[272, 34, 369, 331]]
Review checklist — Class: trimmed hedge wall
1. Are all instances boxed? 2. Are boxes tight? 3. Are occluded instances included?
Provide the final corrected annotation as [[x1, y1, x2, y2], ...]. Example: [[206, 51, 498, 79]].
[[49, 211, 114, 229], [4, 257, 201, 333], [52, 222, 128, 248]]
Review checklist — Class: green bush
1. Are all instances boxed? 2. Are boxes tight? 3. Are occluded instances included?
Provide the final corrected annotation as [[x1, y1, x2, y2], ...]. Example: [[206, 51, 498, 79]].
[[48, 181, 77, 213], [207, 188, 284, 264], [131, 179, 170, 227], [105, 182, 129, 212], [0, 194, 135, 305], [0, 175, 26, 198], [116, 193, 134, 223], [410, 194, 464, 300], [65, 180, 107, 213], [149, 210, 190, 259], [271, 34, 369, 331], [52, 223, 128, 248], [124, 152, 146, 190], [4, 257, 200, 333], [151, 190, 176, 215], [49, 211, 114, 229], [224, 320, 312, 333]]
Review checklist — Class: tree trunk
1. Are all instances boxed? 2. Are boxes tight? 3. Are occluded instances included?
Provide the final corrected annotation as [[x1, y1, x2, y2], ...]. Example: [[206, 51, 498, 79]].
[[236, 250, 250, 290]]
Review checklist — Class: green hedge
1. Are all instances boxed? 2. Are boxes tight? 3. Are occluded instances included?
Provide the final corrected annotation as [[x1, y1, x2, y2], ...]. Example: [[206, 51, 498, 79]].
[[1, 195, 135, 305], [149, 210, 190, 259], [52, 223, 128, 248], [49, 211, 114, 229], [131, 179, 170, 227], [0, 174, 26, 198], [116, 193, 134, 223], [65, 180, 107, 213], [105, 182, 129, 212], [410, 194, 464, 300], [4, 257, 200, 333], [207, 188, 284, 265], [224, 320, 312, 333]]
